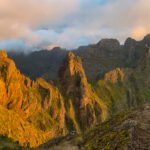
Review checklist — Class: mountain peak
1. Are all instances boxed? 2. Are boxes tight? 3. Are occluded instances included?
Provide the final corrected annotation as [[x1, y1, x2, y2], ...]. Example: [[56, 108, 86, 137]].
[[59, 51, 84, 78], [59, 51, 87, 94], [0, 50, 8, 58], [143, 34, 150, 46], [143, 33, 150, 40], [97, 39, 120, 50], [124, 37, 136, 48], [59, 52, 107, 131]]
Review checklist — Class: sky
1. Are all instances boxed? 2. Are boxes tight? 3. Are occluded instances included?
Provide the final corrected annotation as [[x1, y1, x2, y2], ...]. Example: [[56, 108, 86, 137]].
[[0, 0, 150, 51]]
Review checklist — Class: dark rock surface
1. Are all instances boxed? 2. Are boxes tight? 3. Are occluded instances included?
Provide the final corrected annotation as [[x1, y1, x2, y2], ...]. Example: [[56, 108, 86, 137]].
[[8, 34, 150, 82]]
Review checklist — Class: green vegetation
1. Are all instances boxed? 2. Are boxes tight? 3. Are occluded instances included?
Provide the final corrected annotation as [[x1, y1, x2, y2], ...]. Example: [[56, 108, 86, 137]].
[[0, 45, 150, 149], [81, 111, 131, 150]]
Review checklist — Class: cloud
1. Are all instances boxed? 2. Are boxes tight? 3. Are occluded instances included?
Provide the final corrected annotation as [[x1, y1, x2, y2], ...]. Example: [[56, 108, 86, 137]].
[[0, 0, 150, 51], [0, 39, 29, 51], [0, 0, 80, 38]]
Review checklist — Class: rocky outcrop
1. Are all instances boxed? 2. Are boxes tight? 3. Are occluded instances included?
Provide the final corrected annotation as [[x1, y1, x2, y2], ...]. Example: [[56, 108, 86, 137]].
[[124, 38, 137, 64], [104, 68, 124, 83], [8, 34, 150, 82], [36, 103, 150, 150], [59, 52, 107, 131], [0, 50, 66, 147], [143, 34, 150, 46], [0, 50, 108, 147], [97, 39, 120, 51], [81, 102, 150, 150]]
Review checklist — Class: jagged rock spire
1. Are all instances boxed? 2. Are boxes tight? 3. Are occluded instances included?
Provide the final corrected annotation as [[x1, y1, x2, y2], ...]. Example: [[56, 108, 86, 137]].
[[59, 52, 107, 131]]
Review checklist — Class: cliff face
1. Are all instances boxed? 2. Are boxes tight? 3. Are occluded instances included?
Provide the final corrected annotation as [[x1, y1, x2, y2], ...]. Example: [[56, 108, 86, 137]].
[[59, 52, 107, 131], [0, 105, 48, 147], [0, 50, 66, 147], [93, 44, 150, 114], [0, 50, 66, 124], [104, 68, 124, 83], [0, 50, 108, 147], [8, 34, 150, 82]]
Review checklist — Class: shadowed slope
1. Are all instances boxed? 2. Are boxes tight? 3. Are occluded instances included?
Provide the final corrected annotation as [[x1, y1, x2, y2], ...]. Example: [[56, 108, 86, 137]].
[[59, 52, 107, 131]]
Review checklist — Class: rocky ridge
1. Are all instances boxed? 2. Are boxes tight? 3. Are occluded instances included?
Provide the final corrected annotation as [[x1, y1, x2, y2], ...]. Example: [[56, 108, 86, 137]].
[[59, 52, 107, 131], [9, 34, 150, 82], [0, 50, 107, 147]]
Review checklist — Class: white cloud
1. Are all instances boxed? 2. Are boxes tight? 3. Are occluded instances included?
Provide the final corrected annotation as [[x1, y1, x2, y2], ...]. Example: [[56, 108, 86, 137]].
[[0, 0, 80, 39], [0, 0, 150, 50]]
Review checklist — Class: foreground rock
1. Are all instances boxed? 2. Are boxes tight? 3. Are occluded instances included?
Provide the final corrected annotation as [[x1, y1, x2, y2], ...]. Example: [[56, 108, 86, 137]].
[[37, 102, 150, 150]]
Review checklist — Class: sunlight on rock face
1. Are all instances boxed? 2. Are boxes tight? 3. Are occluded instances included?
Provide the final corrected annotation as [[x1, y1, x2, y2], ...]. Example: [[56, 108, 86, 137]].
[[104, 68, 124, 83]]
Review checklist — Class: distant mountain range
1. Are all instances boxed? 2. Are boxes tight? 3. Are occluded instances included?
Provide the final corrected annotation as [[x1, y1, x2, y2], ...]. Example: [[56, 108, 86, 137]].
[[8, 34, 150, 81], [0, 34, 150, 149]]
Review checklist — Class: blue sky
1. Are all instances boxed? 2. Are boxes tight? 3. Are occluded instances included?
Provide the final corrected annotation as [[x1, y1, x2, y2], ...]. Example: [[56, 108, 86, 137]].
[[0, 0, 149, 51]]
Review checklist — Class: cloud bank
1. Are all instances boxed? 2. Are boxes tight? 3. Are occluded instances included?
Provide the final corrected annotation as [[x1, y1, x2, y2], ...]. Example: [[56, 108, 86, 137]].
[[0, 0, 150, 51]]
